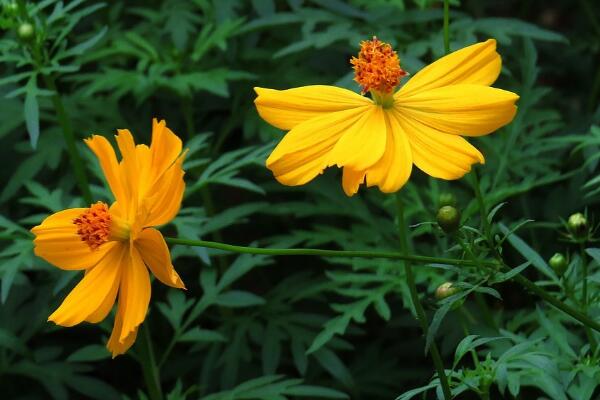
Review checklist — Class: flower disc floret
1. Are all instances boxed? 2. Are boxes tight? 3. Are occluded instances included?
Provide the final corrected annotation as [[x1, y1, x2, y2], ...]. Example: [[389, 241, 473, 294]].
[[73, 202, 111, 250], [351, 37, 407, 95]]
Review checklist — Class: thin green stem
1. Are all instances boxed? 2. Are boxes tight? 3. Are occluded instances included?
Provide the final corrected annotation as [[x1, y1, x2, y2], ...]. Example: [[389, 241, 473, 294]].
[[164, 237, 494, 268], [581, 243, 588, 309], [395, 194, 452, 400], [511, 273, 600, 333], [579, 244, 598, 353], [469, 167, 600, 337], [470, 169, 493, 242], [165, 237, 600, 335], [443, 0, 450, 54], [454, 234, 498, 329], [137, 325, 163, 400], [43, 75, 92, 205]]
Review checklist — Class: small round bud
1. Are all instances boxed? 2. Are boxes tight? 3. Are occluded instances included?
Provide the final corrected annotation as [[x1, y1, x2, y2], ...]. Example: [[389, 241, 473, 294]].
[[435, 282, 459, 300], [4, 2, 18, 14], [549, 253, 567, 275], [438, 192, 457, 208], [17, 23, 35, 40], [567, 212, 588, 238], [437, 205, 460, 233]]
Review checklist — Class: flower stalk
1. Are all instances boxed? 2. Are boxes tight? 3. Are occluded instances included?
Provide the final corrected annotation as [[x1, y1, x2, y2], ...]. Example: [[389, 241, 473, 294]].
[[166, 236, 600, 335], [394, 193, 452, 400]]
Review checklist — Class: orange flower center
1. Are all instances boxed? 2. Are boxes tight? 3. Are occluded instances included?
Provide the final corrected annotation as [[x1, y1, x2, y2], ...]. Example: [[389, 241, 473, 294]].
[[350, 37, 407, 99], [73, 202, 130, 250], [73, 202, 112, 250]]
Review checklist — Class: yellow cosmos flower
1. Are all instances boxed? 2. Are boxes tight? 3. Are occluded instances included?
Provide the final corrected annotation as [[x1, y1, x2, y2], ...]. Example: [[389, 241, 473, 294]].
[[254, 38, 519, 195], [31, 119, 186, 357]]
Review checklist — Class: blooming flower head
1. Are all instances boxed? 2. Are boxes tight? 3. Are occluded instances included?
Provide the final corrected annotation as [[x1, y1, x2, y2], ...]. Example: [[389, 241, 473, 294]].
[[254, 38, 519, 195], [31, 119, 186, 357]]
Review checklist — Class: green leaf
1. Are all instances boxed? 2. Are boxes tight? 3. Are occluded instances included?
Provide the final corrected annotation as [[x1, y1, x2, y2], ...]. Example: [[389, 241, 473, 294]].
[[215, 290, 265, 308], [67, 345, 110, 362], [24, 77, 40, 149], [499, 223, 558, 281], [179, 327, 227, 343]]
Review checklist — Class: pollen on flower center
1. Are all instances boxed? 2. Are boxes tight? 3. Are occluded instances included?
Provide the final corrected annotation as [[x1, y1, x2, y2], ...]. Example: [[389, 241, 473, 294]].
[[73, 202, 112, 250], [350, 37, 407, 96]]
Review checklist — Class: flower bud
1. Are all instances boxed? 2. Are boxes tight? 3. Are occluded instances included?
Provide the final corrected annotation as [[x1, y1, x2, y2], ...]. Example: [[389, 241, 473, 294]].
[[567, 212, 588, 238], [3, 2, 18, 15], [435, 282, 459, 300], [437, 205, 460, 233], [438, 192, 457, 208], [17, 22, 34, 41], [549, 253, 567, 275]]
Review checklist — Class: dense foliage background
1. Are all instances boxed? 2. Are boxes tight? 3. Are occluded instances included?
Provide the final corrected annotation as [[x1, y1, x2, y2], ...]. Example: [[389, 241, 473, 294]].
[[1, 0, 600, 399]]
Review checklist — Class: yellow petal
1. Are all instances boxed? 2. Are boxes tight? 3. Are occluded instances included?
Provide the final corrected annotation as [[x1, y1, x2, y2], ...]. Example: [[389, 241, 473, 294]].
[[255, 85, 372, 130], [106, 297, 138, 357], [117, 246, 150, 342], [328, 106, 387, 171], [364, 111, 413, 193], [150, 118, 182, 181], [115, 129, 140, 217], [266, 107, 370, 186], [396, 84, 518, 136], [85, 135, 127, 204], [31, 208, 116, 270], [48, 244, 125, 327], [342, 167, 366, 196], [397, 113, 484, 180], [135, 228, 185, 289], [398, 39, 502, 97], [142, 151, 186, 227]]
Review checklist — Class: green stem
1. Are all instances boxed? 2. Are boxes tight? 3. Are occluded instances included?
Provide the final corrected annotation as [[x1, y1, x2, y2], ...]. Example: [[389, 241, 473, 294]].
[[137, 325, 163, 400], [511, 273, 600, 333], [443, 0, 450, 54], [164, 237, 494, 267], [395, 194, 452, 400], [468, 168, 600, 336], [581, 243, 588, 309], [164, 237, 600, 335], [579, 244, 598, 353], [470, 169, 493, 242], [43, 75, 92, 205]]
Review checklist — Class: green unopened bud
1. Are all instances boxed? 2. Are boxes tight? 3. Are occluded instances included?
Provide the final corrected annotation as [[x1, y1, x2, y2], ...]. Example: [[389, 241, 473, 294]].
[[438, 192, 457, 208], [435, 282, 459, 300], [549, 253, 568, 275], [567, 212, 588, 238], [437, 205, 460, 233], [17, 22, 34, 40], [4, 2, 18, 15]]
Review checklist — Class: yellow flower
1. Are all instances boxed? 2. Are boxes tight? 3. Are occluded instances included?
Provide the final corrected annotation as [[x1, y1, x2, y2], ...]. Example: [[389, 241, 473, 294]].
[[31, 119, 186, 357], [254, 38, 519, 195]]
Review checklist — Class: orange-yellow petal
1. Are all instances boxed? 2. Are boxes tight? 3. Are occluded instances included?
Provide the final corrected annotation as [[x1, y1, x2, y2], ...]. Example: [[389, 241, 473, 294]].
[[342, 167, 366, 196], [48, 244, 126, 327], [117, 246, 151, 342], [364, 111, 413, 193], [31, 208, 117, 270], [328, 106, 387, 171], [135, 228, 185, 289], [396, 84, 519, 136], [150, 119, 183, 182], [266, 106, 370, 186], [398, 39, 501, 97], [254, 85, 372, 130], [106, 296, 138, 357], [142, 152, 186, 227], [397, 113, 484, 180], [115, 129, 140, 217], [85, 135, 127, 203]]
